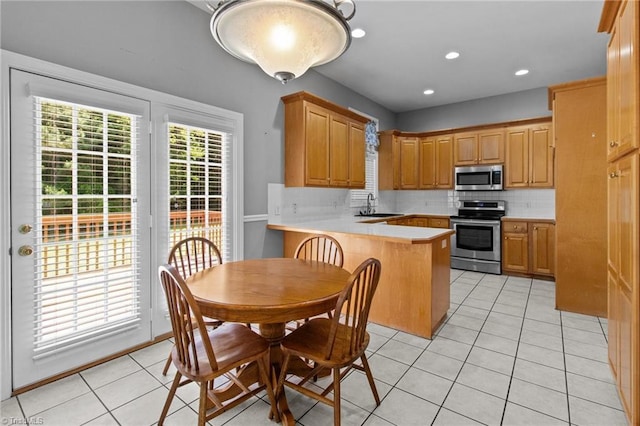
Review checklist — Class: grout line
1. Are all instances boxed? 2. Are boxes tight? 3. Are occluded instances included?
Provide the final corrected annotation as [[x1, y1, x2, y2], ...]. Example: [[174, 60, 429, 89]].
[[77, 373, 122, 426], [499, 275, 533, 426], [560, 311, 572, 425]]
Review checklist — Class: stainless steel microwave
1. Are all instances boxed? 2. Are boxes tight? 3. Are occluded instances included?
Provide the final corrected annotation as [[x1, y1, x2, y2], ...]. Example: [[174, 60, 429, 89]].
[[454, 164, 503, 191]]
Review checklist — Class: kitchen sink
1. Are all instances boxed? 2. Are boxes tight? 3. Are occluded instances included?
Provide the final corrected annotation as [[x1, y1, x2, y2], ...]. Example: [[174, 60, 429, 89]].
[[355, 213, 402, 218]]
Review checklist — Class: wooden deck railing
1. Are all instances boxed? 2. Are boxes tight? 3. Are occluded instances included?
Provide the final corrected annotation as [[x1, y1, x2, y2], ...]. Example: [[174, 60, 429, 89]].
[[41, 211, 222, 277]]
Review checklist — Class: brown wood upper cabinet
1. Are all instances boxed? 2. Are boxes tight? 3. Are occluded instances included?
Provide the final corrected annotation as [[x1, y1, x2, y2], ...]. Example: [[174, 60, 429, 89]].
[[282, 91, 367, 188], [453, 129, 504, 166], [379, 132, 452, 190], [420, 135, 453, 189], [398, 136, 420, 189], [379, 133, 418, 190], [606, 0, 639, 161], [380, 118, 551, 191], [505, 122, 554, 188]]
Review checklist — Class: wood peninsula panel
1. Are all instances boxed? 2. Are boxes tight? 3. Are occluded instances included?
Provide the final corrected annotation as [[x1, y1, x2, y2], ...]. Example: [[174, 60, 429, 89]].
[[281, 230, 451, 339]]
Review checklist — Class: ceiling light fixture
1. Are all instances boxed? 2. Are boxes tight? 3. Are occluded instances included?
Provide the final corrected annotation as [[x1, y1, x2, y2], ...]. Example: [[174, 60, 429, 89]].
[[209, 0, 356, 84], [352, 28, 366, 38], [445, 51, 460, 60], [515, 69, 529, 76], [424, 89, 435, 95]]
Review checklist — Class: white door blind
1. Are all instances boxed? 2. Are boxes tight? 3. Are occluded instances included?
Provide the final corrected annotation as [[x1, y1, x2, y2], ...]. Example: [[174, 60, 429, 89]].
[[168, 123, 231, 261], [32, 97, 142, 356]]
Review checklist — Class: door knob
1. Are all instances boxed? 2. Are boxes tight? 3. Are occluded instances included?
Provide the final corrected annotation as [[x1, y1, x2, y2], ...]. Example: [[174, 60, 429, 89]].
[[18, 246, 34, 256], [18, 224, 32, 234]]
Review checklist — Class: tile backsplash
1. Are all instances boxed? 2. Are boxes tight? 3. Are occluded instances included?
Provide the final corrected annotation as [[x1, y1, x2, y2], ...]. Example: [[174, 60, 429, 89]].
[[268, 183, 555, 223]]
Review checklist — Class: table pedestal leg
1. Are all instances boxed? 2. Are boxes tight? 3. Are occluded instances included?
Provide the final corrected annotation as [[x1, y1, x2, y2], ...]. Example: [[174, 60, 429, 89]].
[[259, 323, 295, 425]]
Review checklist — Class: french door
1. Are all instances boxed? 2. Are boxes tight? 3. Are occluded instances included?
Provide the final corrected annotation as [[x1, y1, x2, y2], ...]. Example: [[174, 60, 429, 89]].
[[10, 70, 151, 388]]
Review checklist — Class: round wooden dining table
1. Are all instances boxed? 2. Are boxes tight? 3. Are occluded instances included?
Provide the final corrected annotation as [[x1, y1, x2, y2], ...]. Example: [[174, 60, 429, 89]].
[[186, 257, 350, 424]]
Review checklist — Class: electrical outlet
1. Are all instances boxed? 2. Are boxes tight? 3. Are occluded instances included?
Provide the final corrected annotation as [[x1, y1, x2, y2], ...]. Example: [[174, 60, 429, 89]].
[[274, 205, 280, 215], [333, 201, 338, 209], [293, 203, 297, 214]]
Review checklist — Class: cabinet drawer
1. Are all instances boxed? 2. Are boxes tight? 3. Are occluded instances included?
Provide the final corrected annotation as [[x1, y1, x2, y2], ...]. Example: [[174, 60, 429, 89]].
[[503, 221, 528, 233], [413, 218, 429, 227], [428, 218, 450, 228]]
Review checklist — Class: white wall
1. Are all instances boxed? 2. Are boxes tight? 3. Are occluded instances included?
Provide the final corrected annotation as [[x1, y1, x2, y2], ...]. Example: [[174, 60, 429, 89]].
[[397, 87, 552, 132]]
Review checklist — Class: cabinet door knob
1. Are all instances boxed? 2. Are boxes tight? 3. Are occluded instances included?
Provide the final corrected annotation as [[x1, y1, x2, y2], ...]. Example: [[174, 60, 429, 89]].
[[610, 172, 619, 178], [609, 141, 618, 148]]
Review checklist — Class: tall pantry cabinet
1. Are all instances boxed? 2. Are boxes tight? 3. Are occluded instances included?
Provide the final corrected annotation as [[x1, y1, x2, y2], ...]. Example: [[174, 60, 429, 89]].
[[548, 78, 608, 318], [599, 1, 639, 424]]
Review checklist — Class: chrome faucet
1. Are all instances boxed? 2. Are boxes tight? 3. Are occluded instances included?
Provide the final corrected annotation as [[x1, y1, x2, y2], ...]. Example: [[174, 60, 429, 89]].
[[366, 193, 374, 215]]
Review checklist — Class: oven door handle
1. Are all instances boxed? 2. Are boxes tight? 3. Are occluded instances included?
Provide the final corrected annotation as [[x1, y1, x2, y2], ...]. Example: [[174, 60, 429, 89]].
[[451, 219, 501, 227]]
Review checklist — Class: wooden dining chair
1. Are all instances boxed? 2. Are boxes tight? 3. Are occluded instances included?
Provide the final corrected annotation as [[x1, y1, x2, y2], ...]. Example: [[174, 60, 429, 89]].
[[162, 236, 225, 375], [157, 264, 279, 426], [275, 257, 382, 426], [168, 236, 223, 280], [289, 234, 344, 330], [294, 234, 344, 268]]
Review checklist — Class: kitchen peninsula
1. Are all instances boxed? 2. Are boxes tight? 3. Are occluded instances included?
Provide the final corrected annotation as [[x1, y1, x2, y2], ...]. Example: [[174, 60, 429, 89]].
[[267, 217, 454, 338]]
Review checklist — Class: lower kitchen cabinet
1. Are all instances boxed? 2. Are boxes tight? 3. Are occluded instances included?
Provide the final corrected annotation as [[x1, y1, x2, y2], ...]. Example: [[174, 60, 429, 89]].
[[502, 221, 529, 273], [428, 217, 450, 229], [502, 219, 555, 278], [607, 153, 639, 424], [531, 222, 555, 276], [387, 215, 450, 229]]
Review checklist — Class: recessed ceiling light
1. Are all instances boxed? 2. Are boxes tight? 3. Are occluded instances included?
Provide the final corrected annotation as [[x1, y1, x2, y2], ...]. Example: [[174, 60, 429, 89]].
[[445, 51, 460, 60], [424, 89, 435, 95], [515, 69, 529, 76], [352, 28, 366, 38]]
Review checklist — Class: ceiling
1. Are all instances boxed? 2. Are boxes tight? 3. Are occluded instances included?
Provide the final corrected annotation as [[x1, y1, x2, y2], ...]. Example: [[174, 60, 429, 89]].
[[187, 0, 609, 113]]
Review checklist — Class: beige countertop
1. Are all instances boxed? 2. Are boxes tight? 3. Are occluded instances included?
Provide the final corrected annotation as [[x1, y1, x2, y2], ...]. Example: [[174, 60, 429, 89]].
[[267, 217, 454, 244]]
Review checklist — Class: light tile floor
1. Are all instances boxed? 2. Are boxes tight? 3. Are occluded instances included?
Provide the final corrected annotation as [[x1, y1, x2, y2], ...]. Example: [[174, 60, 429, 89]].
[[1, 270, 629, 425]]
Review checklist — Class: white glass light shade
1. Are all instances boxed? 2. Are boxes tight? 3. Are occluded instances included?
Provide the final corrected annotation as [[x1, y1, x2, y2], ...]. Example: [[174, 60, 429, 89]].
[[211, 0, 352, 83]]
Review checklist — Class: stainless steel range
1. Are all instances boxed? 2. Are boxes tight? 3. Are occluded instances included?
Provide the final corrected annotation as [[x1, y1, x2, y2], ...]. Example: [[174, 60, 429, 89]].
[[450, 200, 506, 275]]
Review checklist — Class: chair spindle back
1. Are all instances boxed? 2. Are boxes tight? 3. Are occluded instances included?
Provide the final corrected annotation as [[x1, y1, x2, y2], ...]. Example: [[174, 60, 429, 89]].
[[158, 264, 218, 371], [324, 258, 381, 360], [294, 235, 344, 267], [168, 237, 222, 279]]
